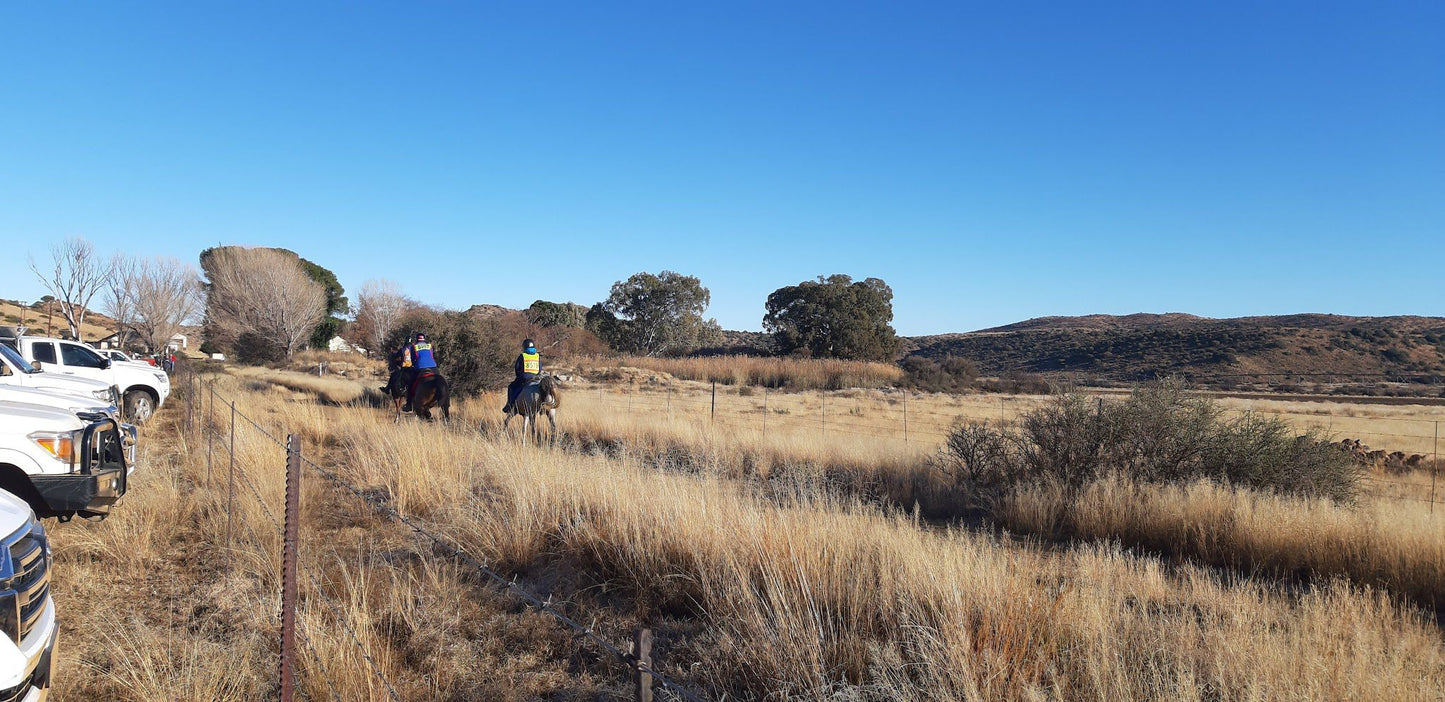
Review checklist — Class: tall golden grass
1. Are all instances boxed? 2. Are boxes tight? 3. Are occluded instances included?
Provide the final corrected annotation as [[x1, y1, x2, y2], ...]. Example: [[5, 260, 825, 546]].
[[999, 475, 1445, 612], [90, 368, 1445, 699], [322, 398, 1444, 700], [589, 354, 905, 390], [253, 368, 1445, 617]]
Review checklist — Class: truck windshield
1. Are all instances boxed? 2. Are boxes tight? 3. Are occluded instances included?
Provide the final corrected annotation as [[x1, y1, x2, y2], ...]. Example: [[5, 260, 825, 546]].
[[0, 345, 39, 374]]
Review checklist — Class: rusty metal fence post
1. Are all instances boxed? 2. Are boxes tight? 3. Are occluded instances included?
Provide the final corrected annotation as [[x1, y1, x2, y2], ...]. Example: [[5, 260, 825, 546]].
[[226, 400, 237, 565], [280, 434, 303, 701], [1432, 420, 1439, 515]]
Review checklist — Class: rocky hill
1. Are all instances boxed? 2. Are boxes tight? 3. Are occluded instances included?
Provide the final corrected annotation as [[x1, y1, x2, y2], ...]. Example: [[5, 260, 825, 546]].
[[906, 314, 1445, 391]]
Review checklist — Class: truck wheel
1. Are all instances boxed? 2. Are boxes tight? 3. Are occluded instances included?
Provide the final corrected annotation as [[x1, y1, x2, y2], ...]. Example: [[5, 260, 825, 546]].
[[124, 389, 156, 423]]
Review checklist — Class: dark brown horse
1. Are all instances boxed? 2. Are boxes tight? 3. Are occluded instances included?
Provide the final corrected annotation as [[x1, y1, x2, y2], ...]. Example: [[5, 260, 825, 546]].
[[383, 368, 451, 422]]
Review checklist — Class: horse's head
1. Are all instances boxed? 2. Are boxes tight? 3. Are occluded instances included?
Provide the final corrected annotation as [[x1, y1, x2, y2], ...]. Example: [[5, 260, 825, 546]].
[[538, 373, 562, 408]]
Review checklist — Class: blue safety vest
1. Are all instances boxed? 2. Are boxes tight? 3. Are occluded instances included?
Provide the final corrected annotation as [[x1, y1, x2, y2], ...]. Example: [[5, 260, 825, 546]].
[[412, 342, 437, 369]]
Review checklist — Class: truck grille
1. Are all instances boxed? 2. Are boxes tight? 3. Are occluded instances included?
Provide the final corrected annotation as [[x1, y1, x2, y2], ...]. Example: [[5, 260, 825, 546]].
[[0, 665, 36, 702], [7, 534, 47, 641]]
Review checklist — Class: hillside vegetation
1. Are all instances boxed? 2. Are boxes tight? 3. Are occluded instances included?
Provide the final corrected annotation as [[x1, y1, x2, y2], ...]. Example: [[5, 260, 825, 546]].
[[908, 313, 1445, 392]]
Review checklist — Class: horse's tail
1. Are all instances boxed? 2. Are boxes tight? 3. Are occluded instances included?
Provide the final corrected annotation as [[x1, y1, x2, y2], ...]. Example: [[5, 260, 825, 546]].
[[437, 375, 451, 420], [540, 374, 561, 409]]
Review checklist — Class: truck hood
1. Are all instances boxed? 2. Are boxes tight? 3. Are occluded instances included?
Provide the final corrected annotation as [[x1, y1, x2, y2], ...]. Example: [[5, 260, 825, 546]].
[[0, 386, 113, 415], [0, 401, 84, 434], [23, 372, 110, 393], [0, 489, 32, 533]]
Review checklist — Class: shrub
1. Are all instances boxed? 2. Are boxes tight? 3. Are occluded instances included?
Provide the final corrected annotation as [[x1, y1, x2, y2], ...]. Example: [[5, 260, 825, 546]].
[[939, 379, 1360, 501], [900, 355, 977, 393]]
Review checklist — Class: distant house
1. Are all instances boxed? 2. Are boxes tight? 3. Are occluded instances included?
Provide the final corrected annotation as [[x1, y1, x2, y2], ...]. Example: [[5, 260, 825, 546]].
[[327, 336, 365, 355], [96, 331, 189, 352], [96, 331, 143, 350]]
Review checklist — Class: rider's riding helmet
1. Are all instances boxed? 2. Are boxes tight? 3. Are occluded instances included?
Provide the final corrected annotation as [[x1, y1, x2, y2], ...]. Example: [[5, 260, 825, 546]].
[[415, 332, 427, 342], [523, 338, 536, 350]]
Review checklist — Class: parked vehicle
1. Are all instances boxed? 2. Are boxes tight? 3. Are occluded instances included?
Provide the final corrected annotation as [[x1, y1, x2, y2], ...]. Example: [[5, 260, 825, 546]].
[[0, 386, 119, 421], [0, 490, 57, 701], [0, 402, 130, 521], [0, 346, 116, 408], [97, 349, 155, 369], [1, 332, 168, 423]]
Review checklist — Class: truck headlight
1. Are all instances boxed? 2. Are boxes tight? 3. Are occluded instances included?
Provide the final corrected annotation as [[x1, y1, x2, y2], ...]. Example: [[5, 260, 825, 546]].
[[28, 431, 77, 463], [92, 388, 111, 402], [153, 372, 167, 384]]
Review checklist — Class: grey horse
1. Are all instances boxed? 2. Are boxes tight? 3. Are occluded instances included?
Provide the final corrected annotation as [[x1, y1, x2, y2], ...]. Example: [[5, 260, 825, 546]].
[[503, 374, 560, 444]]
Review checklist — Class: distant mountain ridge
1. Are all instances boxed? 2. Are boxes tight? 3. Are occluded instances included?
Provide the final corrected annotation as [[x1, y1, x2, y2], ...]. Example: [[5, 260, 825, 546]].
[[907, 313, 1445, 387]]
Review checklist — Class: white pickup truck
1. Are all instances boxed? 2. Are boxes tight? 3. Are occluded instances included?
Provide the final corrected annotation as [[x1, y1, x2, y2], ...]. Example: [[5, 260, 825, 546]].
[[0, 332, 168, 423], [0, 490, 57, 701], [0, 402, 131, 522], [0, 387, 119, 422], [0, 346, 116, 409]]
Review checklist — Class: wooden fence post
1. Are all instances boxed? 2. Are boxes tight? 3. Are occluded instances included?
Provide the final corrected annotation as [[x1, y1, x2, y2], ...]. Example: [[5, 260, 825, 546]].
[[762, 386, 768, 433], [634, 628, 653, 702], [711, 381, 716, 422]]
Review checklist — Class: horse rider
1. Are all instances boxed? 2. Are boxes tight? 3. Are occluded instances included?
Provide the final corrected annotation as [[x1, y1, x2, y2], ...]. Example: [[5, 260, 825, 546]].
[[402, 332, 438, 412], [504, 338, 540, 413]]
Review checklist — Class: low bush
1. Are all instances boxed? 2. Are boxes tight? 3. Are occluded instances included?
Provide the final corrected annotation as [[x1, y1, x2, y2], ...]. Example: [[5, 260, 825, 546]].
[[937, 379, 1360, 501], [900, 355, 977, 393]]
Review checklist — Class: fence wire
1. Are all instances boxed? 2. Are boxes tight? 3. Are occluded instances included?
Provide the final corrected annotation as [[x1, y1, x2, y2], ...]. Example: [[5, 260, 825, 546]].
[[194, 372, 708, 702]]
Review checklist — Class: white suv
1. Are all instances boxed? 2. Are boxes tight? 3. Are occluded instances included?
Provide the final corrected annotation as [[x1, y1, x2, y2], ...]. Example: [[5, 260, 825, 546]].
[[4, 336, 169, 423]]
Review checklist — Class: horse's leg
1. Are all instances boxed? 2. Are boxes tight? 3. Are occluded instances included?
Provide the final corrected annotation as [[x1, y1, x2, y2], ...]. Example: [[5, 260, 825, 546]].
[[546, 409, 557, 445], [503, 412, 513, 437]]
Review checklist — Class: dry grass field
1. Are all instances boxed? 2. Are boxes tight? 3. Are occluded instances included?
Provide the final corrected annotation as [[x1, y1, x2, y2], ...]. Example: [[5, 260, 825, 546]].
[[44, 361, 1445, 700]]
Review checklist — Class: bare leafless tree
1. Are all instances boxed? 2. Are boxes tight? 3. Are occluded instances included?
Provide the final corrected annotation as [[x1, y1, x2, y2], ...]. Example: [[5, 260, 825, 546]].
[[102, 253, 140, 344], [28, 236, 106, 341], [130, 257, 203, 353], [205, 247, 326, 357], [352, 279, 412, 356]]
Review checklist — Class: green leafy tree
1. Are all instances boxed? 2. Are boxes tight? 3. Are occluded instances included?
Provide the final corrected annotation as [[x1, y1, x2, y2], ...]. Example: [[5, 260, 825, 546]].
[[763, 275, 900, 361], [526, 300, 587, 329], [601, 271, 721, 356]]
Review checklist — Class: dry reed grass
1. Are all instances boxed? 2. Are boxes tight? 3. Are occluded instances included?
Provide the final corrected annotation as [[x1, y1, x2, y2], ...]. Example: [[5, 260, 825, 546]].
[[314, 400, 1445, 700], [589, 354, 905, 390], [228, 364, 375, 404], [1000, 475, 1445, 612], [243, 366, 1445, 622], [104, 368, 1445, 700]]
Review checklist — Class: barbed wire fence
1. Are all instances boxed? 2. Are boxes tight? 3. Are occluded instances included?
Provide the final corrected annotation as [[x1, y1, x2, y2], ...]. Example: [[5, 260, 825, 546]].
[[168, 358, 1444, 697], [176, 358, 704, 702]]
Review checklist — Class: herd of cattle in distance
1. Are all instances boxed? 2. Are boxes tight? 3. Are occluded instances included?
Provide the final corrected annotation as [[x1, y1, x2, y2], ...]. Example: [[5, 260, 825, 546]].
[[1334, 438, 1437, 471]]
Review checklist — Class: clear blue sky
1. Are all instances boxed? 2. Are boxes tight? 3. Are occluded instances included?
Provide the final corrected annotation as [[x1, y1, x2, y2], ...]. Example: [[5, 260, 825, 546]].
[[2, 2, 1441, 335]]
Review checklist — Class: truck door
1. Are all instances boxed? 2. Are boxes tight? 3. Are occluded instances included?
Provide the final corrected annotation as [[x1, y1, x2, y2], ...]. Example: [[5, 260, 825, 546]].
[[59, 342, 110, 381]]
